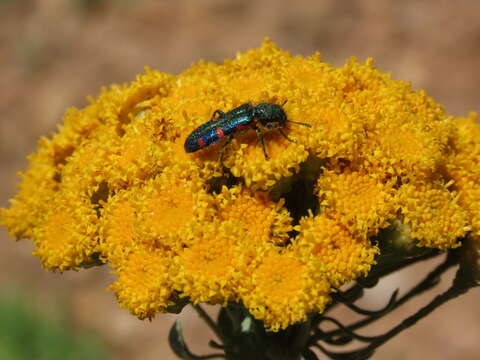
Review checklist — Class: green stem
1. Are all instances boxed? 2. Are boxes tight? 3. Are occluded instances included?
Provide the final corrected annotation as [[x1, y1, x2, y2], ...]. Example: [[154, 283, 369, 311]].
[[368, 280, 470, 348], [316, 279, 472, 360], [319, 251, 457, 342], [225, 304, 242, 334], [315, 250, 441, 331], [365, 249, 439, 284], [193, 304, 227, 345]]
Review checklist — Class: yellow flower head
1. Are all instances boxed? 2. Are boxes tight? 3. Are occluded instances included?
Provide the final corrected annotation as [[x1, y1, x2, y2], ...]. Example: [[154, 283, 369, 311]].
[[32, 189, 100, 271], [360, 115, 447, 179], [240, 248, 331, 331], [215, 185, 293, 246], [174, 221, 253, 304], [294, 214, 379, 288], [99, 193, 138, 267], [224, 131, 309, 190], [102, 120, 171, 189], [444, 113, 480, 236], [1, 148, 59, 240], [1, 101, 103, 239], [101, 166, 215, 259], [2, 39, 478, 331], [317, 168, 397, 237], [396, 180, 469, 249], [110, 246, 174, 319]]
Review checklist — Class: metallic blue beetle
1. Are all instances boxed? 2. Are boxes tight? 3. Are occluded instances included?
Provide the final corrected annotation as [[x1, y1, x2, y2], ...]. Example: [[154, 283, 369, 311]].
[[184, 102, 311, 160]]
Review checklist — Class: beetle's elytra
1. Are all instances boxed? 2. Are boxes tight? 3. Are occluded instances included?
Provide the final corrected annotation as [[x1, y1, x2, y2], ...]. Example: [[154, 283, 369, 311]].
[[184, 102, 311, 160]]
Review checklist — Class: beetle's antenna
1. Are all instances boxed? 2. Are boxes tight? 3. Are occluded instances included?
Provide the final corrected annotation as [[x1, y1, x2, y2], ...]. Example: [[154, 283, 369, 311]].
[[280, 100, 311, 127], [286, 119, 312, 127]]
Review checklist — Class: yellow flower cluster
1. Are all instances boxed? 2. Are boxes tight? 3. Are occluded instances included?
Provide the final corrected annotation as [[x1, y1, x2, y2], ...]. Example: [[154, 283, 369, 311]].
[[2, 39, 478, 331]]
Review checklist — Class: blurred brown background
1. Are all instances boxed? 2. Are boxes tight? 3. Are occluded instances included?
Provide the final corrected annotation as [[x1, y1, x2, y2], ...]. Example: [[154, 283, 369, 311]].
[[1, 0, 479, 359]]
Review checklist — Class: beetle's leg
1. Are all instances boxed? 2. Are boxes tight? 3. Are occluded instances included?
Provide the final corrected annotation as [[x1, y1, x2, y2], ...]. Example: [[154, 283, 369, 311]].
[[278, 128, 297, 143], [211, 109, 225, 121], [255, 127, 269, 160], [218, 135, 233, 164]]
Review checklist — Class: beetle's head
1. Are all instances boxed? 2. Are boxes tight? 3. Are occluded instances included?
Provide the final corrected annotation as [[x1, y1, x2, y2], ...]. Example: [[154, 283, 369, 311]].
[[253, 103, 287, 129]]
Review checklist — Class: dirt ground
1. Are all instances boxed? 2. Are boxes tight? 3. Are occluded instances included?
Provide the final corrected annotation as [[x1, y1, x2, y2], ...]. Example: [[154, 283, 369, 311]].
[[1, 1, 479, 359]]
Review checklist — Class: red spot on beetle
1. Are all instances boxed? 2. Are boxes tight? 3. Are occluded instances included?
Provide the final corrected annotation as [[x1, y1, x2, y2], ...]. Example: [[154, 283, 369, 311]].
[[197, 138, 206, 148], [216, 128, 225, 138]]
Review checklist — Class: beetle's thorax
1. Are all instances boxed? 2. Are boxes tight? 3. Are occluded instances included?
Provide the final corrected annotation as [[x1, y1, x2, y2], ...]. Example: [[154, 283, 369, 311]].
[[252, 103, 287, 129]]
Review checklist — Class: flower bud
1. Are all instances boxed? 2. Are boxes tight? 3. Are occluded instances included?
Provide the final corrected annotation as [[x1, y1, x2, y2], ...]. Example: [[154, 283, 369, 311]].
[[375, 218, 432, 259]]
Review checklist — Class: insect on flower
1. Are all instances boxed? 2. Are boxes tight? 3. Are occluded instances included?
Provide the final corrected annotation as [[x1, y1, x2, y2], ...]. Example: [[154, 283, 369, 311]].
[[184, 101, 312, 160]]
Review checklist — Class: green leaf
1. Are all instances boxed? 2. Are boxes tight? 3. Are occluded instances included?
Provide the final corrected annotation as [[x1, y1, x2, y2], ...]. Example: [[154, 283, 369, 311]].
[[169, 320, 224, 360], [169, 320, 197, 360], [217, 307, 235, 338]]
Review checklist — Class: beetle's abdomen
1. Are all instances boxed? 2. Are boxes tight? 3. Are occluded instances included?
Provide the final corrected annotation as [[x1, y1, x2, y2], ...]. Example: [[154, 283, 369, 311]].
[[184, 132, 202, 153], [184, 114, 252, 153], [184, 123, 224, 152]]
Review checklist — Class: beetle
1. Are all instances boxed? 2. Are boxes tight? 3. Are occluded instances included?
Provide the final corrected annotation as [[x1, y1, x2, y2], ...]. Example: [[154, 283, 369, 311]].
[[184, 101, 311, 160]]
